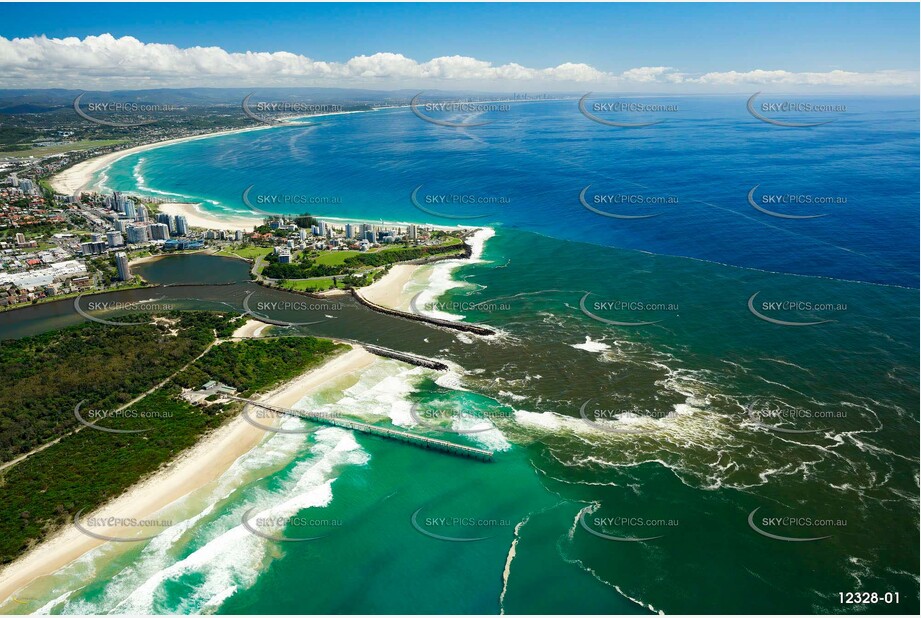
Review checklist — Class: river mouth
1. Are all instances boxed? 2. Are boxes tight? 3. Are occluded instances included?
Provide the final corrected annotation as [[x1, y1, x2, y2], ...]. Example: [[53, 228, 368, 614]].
[[1, 231, 918, 614]]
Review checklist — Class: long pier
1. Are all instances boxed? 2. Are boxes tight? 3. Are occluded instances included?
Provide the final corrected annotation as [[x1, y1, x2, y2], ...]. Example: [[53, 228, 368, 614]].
[[228, 396, 494, 462]]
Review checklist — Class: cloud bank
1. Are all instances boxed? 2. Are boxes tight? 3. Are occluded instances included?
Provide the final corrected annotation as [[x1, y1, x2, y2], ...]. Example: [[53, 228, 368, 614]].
[[0, 34, 916, 92]]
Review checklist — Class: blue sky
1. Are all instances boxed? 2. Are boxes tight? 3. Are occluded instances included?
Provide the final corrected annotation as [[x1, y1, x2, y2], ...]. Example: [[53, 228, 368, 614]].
[[0, 3, 918, 91]]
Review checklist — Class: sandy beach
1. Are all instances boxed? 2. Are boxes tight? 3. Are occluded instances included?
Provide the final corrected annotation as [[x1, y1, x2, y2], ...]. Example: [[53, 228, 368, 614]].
[[48, 109, 377, 198], [356, 227, 495, 315], [357, 264, 422, 310], [48, 125, 276, 197], [0, 339, 376, 603], [159, 202, 264, 232], [231, 317, 273, 339]]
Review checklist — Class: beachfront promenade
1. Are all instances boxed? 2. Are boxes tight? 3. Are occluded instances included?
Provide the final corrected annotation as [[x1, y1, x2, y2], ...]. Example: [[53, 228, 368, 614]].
[[227, 396, 495, 462]]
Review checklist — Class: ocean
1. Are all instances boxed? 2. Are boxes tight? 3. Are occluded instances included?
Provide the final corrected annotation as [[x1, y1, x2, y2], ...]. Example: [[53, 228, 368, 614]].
[[10, 97, 918, 614]]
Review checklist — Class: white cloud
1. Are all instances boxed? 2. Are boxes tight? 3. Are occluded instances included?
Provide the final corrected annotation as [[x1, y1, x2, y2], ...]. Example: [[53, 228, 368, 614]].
[[620, 66, 675, 83], [0, 34, 915, 92], [689, 68, 918, 87]]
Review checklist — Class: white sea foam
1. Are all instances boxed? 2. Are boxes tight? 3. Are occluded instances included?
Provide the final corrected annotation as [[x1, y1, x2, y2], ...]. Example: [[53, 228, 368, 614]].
[[570, 336, 611, 353], [34, 589, 76, 615], [323, 360, 426, 427], [413, 227, 495, 322], [108, 428, 363, 614], [498, 513, 532, 614], [43, 426, 363, 615], [454, 415, 512, 452]]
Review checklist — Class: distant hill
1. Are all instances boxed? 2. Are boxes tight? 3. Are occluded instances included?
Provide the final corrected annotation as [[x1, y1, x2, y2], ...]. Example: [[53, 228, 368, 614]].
[[0, 87, 568, 114]]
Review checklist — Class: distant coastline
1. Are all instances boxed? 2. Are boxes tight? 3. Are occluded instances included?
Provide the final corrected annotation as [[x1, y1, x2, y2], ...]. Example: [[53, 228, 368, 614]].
[[48, 109, 378, 197], [48, 125, 274, 196]]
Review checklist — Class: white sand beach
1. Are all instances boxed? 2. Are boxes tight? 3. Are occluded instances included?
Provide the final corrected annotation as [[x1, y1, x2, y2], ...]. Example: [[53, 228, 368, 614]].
[[357, 264, 423, 310], [230, 317, 272, 339], [49, 109, 378, 198], [48, 126, 275, 197], [357, 227, 495, 317], [159, 202, 263, 232], [0, 342, 376, 603]]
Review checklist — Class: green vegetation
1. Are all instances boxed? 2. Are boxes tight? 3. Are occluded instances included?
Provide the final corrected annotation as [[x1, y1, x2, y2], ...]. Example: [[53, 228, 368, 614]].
[[0, 320, 344, 564], [279, 277, 345, 292], [0, 221, 68, 240], [264, 239, 464, 280], [0, 280, 153, 314], [217, 245, 274, 260], [281, 269, 384, 292], [0, 388, 224, 563], [85, 254, 121, 285], [262, 260, 344, 279], [0, 312, 235, 462], [312, 250, 360, 266], [344, 243, 464, 267], [173, 337, 344, 397], [0, 139, 128, 159]]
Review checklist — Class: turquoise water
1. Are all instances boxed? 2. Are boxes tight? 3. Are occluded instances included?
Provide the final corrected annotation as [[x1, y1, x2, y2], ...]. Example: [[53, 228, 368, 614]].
[[8, 99, 918, 614]]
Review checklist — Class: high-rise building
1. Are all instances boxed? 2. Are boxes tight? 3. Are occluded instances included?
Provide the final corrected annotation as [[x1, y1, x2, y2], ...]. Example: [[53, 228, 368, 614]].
[[115, 192, 128, 214], [175, 216, 189, 236], [19, 179, 35, 194], [149, 223, 170, 241], [114, 219, 128, 233], [126, 224, 149, 244], [124, 201, 137, 220], [156, 213, 176, 234], [408, 225, 418, 241], [345, 223, 354, 239], [235, 230, 243, 241], [80, 240, 108, 255], [106, 230, 124, 248], [318, 221, 327, 237], [136, 205, 149, 222], [115, 252, 131, 281]]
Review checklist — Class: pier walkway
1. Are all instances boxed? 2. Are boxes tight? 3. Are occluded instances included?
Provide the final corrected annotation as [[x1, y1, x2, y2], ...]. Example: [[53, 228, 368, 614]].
[[227, 396, 494, 462]]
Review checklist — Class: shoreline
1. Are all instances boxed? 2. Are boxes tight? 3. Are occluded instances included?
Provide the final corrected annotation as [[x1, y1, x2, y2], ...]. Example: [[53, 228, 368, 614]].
[[159, 202, 263, 232], [357, 264, 423, 310], [48, 108, 375, 197], [48, 125, 274, 197], [0, 335, 376, 604], [352, 227, 498, 336], [158, 201, 483, 234], [357, 227, 495, 315]]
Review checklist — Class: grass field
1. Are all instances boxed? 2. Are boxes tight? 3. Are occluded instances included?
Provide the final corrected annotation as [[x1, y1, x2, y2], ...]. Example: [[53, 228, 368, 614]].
[[0, 139, 129, 159], [311, 250, 360, 266], [279, 277, 345, 292], [217, 246, 274, 260]]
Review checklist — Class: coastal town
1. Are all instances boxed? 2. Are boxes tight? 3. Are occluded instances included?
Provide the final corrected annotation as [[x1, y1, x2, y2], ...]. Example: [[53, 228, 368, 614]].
[[0, 161, 470, 309], [0, 89, 510, 309]]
